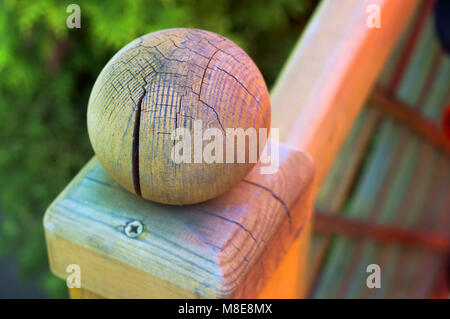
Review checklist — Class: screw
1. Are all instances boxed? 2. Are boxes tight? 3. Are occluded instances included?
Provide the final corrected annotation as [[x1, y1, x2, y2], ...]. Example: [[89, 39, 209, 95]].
[[124, 220, 144, 238]]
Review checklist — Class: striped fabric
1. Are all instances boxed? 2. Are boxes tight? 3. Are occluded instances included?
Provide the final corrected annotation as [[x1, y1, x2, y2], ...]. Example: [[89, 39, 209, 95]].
[[309, 0, 450, 299]]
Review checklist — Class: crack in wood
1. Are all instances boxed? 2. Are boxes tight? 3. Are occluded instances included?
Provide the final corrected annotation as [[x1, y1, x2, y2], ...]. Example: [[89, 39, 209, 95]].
[[242, 179, 292, 227], [194, 207, 257, 243], [131, 77, 148, 197]]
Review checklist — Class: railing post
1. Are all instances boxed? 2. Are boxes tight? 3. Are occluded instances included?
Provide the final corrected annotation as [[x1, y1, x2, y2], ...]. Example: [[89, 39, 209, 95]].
[[44, 144, 314, 298], [43, 0, 420, 299]]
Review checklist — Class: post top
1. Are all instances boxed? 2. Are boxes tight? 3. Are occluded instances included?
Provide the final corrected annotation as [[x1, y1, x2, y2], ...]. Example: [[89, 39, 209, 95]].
[[44, 143, 314, 298]]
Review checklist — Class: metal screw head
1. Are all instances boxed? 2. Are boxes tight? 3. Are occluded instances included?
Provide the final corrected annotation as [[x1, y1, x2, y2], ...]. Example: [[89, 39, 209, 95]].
[[124, 220, 143, 238]]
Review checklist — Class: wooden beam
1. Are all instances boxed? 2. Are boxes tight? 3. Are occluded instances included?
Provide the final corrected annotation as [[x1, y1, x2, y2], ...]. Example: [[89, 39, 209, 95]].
[[44, 144, 314, 298], [371, 87, 450, 153], [314, 211, 449, 253], [69, 288, 103, 299], [271, 0, 421, 184]]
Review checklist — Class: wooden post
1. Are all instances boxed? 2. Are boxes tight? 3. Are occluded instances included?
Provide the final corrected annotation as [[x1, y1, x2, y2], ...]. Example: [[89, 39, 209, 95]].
[[44, 143, 314, 298]]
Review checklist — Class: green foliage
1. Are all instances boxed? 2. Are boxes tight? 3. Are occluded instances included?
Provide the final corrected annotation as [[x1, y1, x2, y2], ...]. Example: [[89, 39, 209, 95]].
[[0, 0, 316, 297]]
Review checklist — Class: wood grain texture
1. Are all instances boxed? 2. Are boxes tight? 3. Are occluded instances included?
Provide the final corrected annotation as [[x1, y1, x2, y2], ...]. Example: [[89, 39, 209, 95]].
[[87, 28, 270, 205], [44, 143, 314, 298], [259, 213, 313, 298]]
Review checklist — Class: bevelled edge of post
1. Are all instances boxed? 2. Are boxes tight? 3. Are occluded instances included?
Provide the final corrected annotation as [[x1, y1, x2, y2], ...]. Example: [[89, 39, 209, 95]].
[[43, 142, 314, 298]]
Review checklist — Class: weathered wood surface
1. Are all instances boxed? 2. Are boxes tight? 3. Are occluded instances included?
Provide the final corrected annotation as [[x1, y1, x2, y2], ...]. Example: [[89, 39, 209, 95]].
[[268, 0, 421, 295], [87, 28, 271, 205], [44, 0, 420, 299], [44, 143, 314, 298]]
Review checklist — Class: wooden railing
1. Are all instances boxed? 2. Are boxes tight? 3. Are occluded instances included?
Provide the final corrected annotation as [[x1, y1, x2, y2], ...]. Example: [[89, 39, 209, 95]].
[[43, 0, 421, 298], [267, 0, 420, 296]]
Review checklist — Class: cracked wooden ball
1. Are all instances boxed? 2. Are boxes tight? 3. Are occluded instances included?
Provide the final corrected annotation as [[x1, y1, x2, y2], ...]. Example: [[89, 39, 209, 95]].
[[87, 28, 270, 205]]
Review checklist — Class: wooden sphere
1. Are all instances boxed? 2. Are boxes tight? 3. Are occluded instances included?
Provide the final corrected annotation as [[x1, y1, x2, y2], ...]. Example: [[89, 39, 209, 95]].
[[87, 28, 270, 205]]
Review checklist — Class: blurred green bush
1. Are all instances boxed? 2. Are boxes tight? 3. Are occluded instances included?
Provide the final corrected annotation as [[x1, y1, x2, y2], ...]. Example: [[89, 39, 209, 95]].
[[0, 0, 316, 297]]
